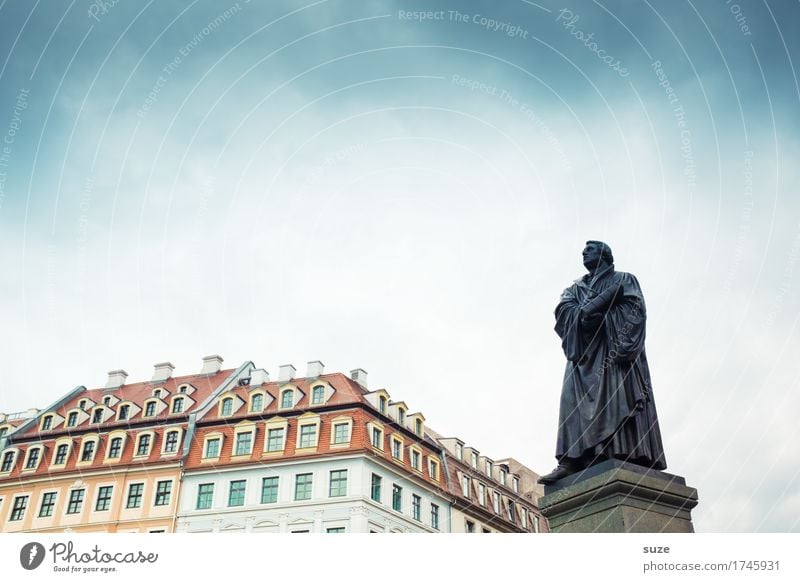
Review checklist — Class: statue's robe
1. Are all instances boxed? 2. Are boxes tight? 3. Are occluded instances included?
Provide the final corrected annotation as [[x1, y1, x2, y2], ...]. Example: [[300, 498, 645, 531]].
[[553, 263, 666, 469]]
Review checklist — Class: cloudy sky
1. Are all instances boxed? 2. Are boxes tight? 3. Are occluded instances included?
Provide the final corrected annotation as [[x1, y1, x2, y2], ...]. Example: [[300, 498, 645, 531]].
[[1, 0, 798, 533]]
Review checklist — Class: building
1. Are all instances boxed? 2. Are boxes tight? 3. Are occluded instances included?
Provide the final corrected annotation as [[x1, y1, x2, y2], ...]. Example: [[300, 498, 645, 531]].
[[0, 357, 547, 533]]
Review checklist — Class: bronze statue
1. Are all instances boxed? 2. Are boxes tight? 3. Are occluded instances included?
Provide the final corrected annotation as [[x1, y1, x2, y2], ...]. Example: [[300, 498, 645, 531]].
[[538, 241, 666, 485]]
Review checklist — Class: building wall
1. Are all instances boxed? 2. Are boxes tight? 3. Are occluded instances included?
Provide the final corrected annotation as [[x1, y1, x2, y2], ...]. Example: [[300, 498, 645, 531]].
[[177, 454, 450, 533], [0, 465, 179, 533]]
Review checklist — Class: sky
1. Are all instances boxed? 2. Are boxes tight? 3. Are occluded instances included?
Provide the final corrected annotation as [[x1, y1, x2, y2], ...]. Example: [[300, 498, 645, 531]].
[[0, 0, 798, 533]]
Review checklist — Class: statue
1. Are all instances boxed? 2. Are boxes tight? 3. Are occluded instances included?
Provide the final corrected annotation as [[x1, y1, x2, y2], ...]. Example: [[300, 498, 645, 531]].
[[538, 241, 666, 485]]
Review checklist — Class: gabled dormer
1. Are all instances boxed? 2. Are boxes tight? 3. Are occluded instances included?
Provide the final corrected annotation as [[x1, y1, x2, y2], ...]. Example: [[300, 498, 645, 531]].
[[364, 389, 391, 417], [436, 437, 465, 461], [388, 401, 408, 427], [277, 384, 302, 410], [39, 412, 65, 432], [408, 412, 425, 438], [307, 380, 333, 406], [217, 391, 245, 418], [115, 400, 141, 422], [89, 405, 114, 425], [63, 407, 89, 429], [247, 387, 273, 413]]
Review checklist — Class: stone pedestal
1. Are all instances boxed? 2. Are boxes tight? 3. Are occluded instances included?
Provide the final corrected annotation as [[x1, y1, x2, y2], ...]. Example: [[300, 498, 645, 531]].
[[538, 460, 698, 533]]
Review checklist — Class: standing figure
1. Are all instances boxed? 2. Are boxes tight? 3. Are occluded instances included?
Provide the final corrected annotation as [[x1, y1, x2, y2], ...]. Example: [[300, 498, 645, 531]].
[[538, 241, 666, 485]]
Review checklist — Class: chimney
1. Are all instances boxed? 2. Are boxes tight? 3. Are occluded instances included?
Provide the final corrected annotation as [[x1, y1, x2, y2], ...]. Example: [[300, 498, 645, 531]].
[[201, 355, 224, 375], [152, 362, 175, 382], [105, 370, 128, 389], [278, 364, 296, 382], [250, 368, 270, 386], [306, 360, 325, 378], [350, 368, 368, 388]]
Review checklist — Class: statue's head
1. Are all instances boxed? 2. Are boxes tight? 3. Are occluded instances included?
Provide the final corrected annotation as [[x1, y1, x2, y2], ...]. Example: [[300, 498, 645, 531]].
[[583, 240, 614, 270]]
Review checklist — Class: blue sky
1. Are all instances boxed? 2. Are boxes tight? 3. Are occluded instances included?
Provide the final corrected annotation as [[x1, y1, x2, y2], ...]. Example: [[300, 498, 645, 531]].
[[1, 0, 799, 532]]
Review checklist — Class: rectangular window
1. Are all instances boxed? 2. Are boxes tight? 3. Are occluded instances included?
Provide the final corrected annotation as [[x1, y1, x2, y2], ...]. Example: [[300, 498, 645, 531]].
[[411, 449, 420, 470], [466, 520, 475, 533], [429, 459, 439, 481], [196, 484, 214, 510], [221, 399, 233, 416], [1, 451, 14, 472], [250, 393, 264, 412], [39, 492, 57, 517], [126, 484, 143, 509], [508, 500, 516, 522], [25, 448, 40, 469], [204, 438, 220, 458], [234, 431, 253, 456], [371, 427, 382, 449], [329, 470, 347, 497], [391, 439, 402, 460], [260, 477, 278, 504], [54, 444, 69, 465], [534, 515, 540, 533], [479, 483, 487, 506], [370, 473, 382, 503], [280, 391, 293, 408], [92, 409, 103, 423], [311, 386, 324, 405], [294, 473, 312, 501], [67, 489, 85, 514], [500, 471, 507, 486], [95, 486, 113, 511], [228, 480, 246, 507], [431, 503, 440, 530], [108, 438, 122, 459], [298, 424, 317, 448], [154, 481, 172, 506], [412, 494, 421, 521], [172, 398, 183, 413], [163, 431, 179, 453], [513, 477, 520, 493], [266, 428, 284, 452], [326, 527, 345, 533], [493, 491, 501, 514], [42, 416, 52, 430], [392, 485, 402, 512], [455, 443, 463, 460], [67, 412, 78, 427], [136, 435, 151, 456], [521, 507, 528, 529], [10, 496, 28, 521], [471, 452, 478, 469], [461, 475, 470, 498], [333, 423, 349, 444], [80, 441, 95, 462], [145, 402, 156, 417], [119, 405, 129, 420]]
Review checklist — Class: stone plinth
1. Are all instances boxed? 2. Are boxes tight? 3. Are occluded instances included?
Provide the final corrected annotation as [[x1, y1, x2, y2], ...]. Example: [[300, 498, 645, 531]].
[[538, 460, 698, 533]]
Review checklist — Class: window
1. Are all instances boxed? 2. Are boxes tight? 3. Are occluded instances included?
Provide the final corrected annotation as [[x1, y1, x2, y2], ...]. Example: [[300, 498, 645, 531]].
[[196, 484, 214, 510], [261, 477, 278, 504], [478, 482, 487, 506], [10, 496, 28, 521], [379, 395, 387, 414], [92, 409, 103, 424], [228, 480, 246, 506], [0, 427, 7, 440], [25, 448, 40, 469], [250, 393, 263, 412], [412, 494, 421, 521], [126, 484, 143, 509], [466, 520, 475, 533], [95, 486, 113, 511], [171, 398, 183, 414], [391, 438, 402, 460], [333, 423, 349, 444], [508, 500, 516, 521], [136, 434, 151, 456], [266, 428, 284, 452], [108, 438, 122, 459], [179, 385, 187, 394], [54, 444, 69, 465], [154, 481, 172, 506], [461, 475, 470, 498], [153, 389, 162, 399], [492, 491, 501, 514], [513, 477, 520, 493], [311, 385, 324, 405], [294, 473, 313, 500], [415, 418, 423, 436], [455, 442, 463, 460], [39, 492, 57, 517], [326, 527, 345, 533], [67, 489, 85, 514], [204, 438, 221, 458], [103, 396, 111, 406], [119, 405, 129, 421], [392, 485, 402, 511], [370, 474, 381, 503], [411, 449, 421, 471], [485, 460, 492, 477], [500, 470, 507, 486], [234, 431, 253, 456], [41, 416, 53, 431], [534, 515, 540, 533], [78, 400, 87, 410], [471, 451, 478, 469], [280, 390, 293, 409], [398, 408, 406, 425], [67, 412, 78, 427], [431, 503, 440, 530], [1, 451, 15, 472], [80, 441, 96, 462], [144, 402, 156, 417], [221, 398, 233, 417], [428, 458, 439, 481], [298, 424, 316, 448], [163, 431, 179, 454], [521, 507, 528, 529], [329, 470, 347, 497], [371, 427, 383, 449]]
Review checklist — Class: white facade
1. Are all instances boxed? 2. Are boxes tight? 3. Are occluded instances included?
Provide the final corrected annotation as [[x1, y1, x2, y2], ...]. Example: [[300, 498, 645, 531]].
[[177, 454, 450, 533]]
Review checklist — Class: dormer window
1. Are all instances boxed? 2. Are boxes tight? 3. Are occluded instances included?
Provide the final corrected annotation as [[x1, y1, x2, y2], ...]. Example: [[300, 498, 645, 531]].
[[24, 447, 41, 469], [119, 405, 130, 421], [80, 441, 95, 462], [513, 476, 520, 493], [471, 452, 478, 469], [250, 393, 264, 413], [108, 437, 123, 459], [153, 389, 163, 399], [172, 398, 184, 414], [179, 386, 187, 394], [221, 398, 233, 417], [500, 470, 507, 486], [415, 418, 423, 436], [1, 450, 16, 472], [455, 443, 463, 460], [67, 411, 78, 428], [280, 390, 293, 409], [379, 395, 387, 414], [136, 434, 152, 457], [163, 430, 180, 454], [78, 400, 87, 410], [92, 409, 103, 424], [54, 443, 70, 465], [398, 407, 406, 425], [41, 415, 53, 431], [311, 386, 324, 405], [485, 461, 493, 478], [145, 402, 156, 417], [103, 396, 111, 406]]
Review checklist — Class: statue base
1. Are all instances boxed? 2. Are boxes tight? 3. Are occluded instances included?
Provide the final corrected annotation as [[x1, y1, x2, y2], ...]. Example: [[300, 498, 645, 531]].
[[538, 459, 698, 533]]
